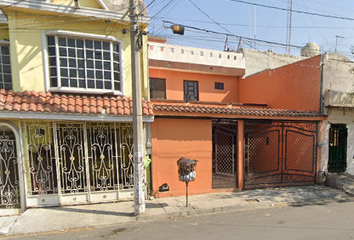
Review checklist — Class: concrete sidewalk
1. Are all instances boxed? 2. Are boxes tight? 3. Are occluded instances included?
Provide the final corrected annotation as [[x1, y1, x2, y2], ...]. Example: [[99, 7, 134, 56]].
[[0, 185, 351, 237], [326, 173, 354, 196]]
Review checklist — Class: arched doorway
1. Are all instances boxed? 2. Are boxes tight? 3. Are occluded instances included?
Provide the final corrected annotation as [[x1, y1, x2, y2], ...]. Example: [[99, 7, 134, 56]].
[[0, 123, 25, 214]]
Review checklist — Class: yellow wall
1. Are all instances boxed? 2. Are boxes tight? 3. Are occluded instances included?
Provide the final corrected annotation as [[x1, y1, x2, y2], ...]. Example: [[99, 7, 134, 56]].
[[0, 25, 9, 41], [4, 9, 148, 97]]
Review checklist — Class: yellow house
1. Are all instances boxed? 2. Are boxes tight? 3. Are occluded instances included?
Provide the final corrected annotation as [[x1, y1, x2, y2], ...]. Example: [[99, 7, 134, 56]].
[[0, 0, 152, 215]]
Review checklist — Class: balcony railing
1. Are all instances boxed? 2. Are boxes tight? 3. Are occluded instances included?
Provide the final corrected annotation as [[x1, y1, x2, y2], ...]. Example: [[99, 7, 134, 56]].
[[149, 42, 245, 70]]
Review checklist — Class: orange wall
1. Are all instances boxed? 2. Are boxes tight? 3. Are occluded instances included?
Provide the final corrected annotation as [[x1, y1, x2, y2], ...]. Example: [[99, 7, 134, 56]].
[[151, 118, 213, 197], [239, 56, 321, 111], [149, 69, 239, 103]]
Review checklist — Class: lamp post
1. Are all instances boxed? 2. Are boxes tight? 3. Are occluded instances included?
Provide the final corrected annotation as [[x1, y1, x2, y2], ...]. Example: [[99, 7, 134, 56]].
[[130, 0, 145, 215]]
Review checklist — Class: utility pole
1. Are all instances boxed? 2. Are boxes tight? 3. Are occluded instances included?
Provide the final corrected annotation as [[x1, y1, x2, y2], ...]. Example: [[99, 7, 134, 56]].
[[130, 0, 145, 215]]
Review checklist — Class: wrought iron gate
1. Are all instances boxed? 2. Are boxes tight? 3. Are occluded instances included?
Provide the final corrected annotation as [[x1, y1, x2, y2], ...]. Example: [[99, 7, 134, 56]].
[[244, 121, 317, 189], [328, 124, 347, 172], [212, 120, 237, 189], [21, 121, 134, 206], [0, 126, 20, 209]]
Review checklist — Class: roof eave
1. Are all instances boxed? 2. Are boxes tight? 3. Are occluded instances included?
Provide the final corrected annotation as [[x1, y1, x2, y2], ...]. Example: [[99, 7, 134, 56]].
[[153, 110, 327, 121], [0, 111, 155, 122], [0, 0, 150, 24]]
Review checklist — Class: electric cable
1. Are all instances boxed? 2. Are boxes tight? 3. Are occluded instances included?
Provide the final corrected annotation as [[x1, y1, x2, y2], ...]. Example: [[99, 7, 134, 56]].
[[227, 0, 354, 22]]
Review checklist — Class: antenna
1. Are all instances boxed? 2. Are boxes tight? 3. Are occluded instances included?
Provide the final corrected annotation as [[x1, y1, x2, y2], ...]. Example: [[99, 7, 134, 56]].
[[237, 37, 242, 51], [254, 6, 257, 48], [286, 0, 293, 54], [335, 35, 344, 52], [224, 35, 229, 51], [249, 7, 252, 48]]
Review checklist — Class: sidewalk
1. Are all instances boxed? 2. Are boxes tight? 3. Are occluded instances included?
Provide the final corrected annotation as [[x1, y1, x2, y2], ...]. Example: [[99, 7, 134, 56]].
[[0, 185, 351, 237], [325, 173, 354, 196]]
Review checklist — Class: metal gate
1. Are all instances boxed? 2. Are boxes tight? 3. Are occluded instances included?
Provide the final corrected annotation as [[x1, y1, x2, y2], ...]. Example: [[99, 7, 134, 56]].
[[244, 121, 317, 189], [328, 124, 347, 172], [21, 121, 134, 207], [0, 126, 20, 209], [212, 120, 237, 189]]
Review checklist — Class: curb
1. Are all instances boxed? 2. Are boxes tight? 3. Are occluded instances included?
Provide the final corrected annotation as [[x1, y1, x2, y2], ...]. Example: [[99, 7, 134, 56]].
[[1, 196, 352, 238]]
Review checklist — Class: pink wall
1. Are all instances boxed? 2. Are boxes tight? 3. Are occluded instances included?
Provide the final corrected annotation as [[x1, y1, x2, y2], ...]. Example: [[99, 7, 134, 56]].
[[149, 69, 240, 103], [239, 56, 321, 111], [151, 118, 213, 197]]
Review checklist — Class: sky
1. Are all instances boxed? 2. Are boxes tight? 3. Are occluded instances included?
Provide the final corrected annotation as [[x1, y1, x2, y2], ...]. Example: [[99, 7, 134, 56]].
[[144, 0, 354, 58]]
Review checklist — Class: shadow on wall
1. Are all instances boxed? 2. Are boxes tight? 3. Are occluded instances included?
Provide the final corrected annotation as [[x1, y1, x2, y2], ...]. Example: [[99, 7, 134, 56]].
[[154, 118, 212, 141]]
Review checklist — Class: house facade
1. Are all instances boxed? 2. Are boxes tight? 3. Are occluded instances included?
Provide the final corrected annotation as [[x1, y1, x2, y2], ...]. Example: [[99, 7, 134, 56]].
[[241, 48, 354, 177], [148, 38, 325, 197], [322, 53, 354, 175], [0, 0, 152, 215]]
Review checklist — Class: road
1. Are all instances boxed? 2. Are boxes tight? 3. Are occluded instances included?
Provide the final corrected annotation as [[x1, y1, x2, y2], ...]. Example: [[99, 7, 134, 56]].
[[2, 199, 354, 240]]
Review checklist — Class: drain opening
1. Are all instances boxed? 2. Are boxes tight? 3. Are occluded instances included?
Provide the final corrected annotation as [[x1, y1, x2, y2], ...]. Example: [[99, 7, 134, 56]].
[[245, 198, 260, 203]]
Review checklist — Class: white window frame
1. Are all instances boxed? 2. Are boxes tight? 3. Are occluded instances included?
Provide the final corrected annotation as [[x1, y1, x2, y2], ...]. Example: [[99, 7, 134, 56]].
[[0, 41, 12, 91], [42, 30, 124, 95]]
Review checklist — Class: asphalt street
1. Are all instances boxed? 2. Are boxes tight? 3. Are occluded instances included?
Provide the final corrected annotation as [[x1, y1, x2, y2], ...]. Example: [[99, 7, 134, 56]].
[[2, 199, 354, 240]]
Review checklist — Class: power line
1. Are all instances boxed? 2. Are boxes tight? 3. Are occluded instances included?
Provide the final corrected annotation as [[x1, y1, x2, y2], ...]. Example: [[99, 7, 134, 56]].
[[152, 17, 354, 29], [228, 0, 354, 22], [188, 0, 233, 35], [163, 20, 303, 48]]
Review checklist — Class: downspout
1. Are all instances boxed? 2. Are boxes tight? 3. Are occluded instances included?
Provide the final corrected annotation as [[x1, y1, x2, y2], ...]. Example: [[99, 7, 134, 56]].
[[146, 39, 153, 196], [319, 53, 326, 114]]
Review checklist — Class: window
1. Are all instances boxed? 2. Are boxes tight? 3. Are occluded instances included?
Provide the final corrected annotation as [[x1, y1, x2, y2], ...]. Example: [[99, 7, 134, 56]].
[[47, 35, 121, 92], [184, 80, 198, 101], [215, 82, 224, 90], [0, 45, 12, 90], [150, 78, 166, 99]]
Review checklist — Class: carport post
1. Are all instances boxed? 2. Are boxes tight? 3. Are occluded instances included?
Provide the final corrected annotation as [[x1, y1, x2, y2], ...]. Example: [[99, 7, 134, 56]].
[[238, 120, 245, 190]]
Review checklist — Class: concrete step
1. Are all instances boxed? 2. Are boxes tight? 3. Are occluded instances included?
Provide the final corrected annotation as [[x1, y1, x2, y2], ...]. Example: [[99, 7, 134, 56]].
[[325, 173, 354, 196]]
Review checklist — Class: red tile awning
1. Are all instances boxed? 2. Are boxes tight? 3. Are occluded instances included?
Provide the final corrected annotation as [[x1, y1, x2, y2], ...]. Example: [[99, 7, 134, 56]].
[[0, 89, 154, 116], [152, 100, 325, 119]]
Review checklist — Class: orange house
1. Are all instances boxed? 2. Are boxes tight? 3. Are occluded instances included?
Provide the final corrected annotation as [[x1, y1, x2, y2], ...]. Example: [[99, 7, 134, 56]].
[[149, 38, 325, 197]]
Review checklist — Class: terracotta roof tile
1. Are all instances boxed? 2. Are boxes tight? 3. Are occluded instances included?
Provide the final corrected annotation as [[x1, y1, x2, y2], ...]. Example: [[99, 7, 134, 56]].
[[152, 101, 324, 118], [0, 90, 153, 117]]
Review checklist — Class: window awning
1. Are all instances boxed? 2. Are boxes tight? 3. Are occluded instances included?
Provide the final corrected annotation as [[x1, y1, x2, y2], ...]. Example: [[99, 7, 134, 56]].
[[0, 89, 154, 122]]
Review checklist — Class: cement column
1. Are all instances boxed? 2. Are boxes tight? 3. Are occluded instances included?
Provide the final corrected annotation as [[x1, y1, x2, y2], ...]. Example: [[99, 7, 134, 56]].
[[130, 0, 145, 215], [238, 120, 245, 190]]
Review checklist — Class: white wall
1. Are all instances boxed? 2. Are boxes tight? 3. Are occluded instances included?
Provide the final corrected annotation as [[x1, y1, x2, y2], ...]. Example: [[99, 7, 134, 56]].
[[321, 109, 354, 175], [149, 42, 245, 69], [241, 48, 307, 77], [323, 53, 354, 94]]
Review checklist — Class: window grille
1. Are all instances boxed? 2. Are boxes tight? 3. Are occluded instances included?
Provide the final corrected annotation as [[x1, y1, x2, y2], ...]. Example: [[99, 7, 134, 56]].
[[0, 45, 12, 90], [47, 35, 121, 91]]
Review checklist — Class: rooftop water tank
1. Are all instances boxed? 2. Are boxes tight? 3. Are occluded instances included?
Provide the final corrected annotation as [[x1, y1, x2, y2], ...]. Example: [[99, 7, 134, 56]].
[[301, 42, 320, 57]]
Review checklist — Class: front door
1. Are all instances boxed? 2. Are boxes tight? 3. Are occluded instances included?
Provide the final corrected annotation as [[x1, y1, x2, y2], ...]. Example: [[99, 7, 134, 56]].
[[328, 124, 347, 172], [212, 120, 238, 189]]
